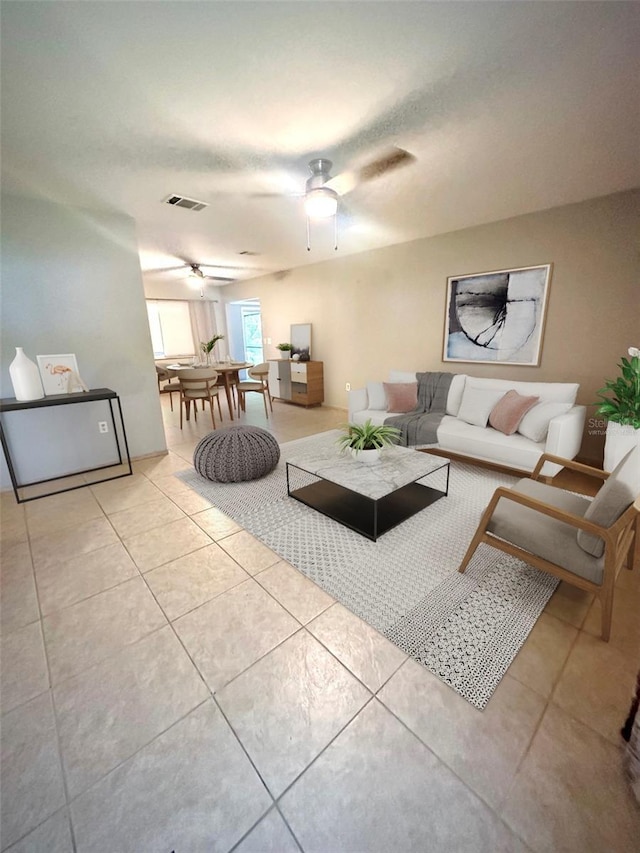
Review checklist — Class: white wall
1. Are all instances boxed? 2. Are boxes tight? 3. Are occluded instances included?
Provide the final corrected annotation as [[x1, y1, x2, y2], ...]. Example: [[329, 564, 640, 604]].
[[1, 194, 166, 488]]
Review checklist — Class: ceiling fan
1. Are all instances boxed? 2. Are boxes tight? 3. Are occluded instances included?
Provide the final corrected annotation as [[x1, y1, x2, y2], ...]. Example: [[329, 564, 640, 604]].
[[256, 146, 416, 250], [147, 261, 239, 283], [143, 260, 253, 296], [301, 147, 416, 219]]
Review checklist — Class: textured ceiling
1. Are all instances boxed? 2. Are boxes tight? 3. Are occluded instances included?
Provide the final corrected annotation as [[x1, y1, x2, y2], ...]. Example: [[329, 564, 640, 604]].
[[2, 1, 639, 285]]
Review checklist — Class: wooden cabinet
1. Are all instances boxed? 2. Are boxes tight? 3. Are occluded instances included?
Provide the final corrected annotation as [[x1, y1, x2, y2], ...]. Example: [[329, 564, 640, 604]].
[[268, 360, 324, 407]]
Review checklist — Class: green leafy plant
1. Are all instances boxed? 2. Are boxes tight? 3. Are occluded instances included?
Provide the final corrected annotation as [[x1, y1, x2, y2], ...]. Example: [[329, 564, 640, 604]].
[[595, 347, 640, 429], [200, 334, 224, 355], [276, 342, 293, 352], [336, 419, 401, 452]]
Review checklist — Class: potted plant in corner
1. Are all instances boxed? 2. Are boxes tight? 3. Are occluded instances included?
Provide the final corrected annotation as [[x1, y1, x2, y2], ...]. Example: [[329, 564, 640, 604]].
[[276, 342, 293, 359], [200, 334, 225, 365], [336, 419, 401, 465], [596, 346, 640, 471]]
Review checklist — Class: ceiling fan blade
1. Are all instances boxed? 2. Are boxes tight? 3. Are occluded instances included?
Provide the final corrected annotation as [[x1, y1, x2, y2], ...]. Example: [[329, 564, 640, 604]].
[[324, 170, 358, 196], [143, 264, 188, 273], [249, 191, 306, 199], [204, 275, 236, 283], [326, 147, 416, 196]]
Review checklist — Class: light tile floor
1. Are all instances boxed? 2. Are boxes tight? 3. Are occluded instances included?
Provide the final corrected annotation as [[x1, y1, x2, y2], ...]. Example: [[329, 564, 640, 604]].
[[1, 395, 639, 852]]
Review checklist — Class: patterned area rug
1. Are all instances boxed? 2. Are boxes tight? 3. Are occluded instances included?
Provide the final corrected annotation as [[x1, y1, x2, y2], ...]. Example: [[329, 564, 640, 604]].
[[176, 430, 558, 709]]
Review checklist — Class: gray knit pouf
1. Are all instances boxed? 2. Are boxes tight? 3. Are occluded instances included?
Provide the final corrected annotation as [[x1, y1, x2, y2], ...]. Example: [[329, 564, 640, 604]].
[[193, 426, 280, 483]]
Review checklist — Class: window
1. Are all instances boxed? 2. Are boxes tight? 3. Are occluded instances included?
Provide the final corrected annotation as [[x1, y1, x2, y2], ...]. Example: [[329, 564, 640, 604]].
[[146, 301, 194, 358]]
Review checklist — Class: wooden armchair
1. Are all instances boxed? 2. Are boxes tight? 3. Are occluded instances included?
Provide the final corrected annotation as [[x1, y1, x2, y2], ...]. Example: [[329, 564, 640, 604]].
[[458, 451, 639, 641]]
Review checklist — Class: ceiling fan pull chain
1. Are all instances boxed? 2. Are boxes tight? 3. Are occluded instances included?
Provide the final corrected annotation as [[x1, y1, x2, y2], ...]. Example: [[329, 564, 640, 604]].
[[306, 216, 311, 252], [334, 215, 338, 251]]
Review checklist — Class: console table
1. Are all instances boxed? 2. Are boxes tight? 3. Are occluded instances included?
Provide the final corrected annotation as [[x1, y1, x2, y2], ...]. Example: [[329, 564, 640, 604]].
[[268, 360, 324, 407], [0, 388, 132, 503]]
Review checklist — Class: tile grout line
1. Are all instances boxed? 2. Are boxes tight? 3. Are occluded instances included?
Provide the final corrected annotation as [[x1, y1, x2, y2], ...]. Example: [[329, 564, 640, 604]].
[[127, 468, 386, 852], [373, 690, 532, 849], [24, 508, 80, 853]]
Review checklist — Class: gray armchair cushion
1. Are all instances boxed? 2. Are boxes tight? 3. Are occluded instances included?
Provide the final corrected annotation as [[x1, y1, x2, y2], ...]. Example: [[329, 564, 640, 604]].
[[577, 447, 639, 558], [487, 478, 604, 584]]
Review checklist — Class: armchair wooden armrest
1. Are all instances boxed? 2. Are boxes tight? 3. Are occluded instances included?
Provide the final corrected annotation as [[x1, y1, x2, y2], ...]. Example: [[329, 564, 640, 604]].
[[483, 486, 614, 540], [531, 453, 610, 482]]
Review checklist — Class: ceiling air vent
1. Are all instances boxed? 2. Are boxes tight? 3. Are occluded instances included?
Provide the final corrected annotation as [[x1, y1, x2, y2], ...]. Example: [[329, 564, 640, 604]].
[[163, 194, 208, 212]]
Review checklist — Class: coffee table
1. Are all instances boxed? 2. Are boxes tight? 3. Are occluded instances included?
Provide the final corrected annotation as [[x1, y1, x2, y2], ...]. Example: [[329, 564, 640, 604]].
[[286, 446, 449, 541]]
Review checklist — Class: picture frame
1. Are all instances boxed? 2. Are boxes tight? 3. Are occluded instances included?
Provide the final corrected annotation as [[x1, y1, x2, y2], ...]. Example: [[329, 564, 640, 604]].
[[442, 264, 552, 366], [290, 323, 312, 359], [37, 353, 88, 395]]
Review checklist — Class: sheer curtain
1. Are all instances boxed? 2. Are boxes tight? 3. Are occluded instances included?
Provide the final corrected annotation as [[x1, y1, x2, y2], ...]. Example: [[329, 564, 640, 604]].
[[188, 300, 218, 355]]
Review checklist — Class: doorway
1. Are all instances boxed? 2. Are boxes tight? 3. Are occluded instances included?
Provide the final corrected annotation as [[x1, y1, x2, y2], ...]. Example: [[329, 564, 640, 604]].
[[226, 298, 264, 365]]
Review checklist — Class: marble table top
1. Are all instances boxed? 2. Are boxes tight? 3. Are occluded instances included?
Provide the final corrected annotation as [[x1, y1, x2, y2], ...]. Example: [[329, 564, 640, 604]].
[[286, 445, 448, 501]]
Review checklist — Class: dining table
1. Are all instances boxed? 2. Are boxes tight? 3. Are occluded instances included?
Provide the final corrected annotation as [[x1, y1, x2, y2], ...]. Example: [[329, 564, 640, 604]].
[[165, 362, 252, 421]]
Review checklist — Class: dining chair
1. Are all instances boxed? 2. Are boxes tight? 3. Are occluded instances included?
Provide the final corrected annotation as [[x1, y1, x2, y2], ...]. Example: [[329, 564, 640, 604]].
[[216, 370, 239, 414], [155, 365, 181, 411], [236, 362, 273, 418], [458, 448, 639, 641], [175, 368, 223, 429]]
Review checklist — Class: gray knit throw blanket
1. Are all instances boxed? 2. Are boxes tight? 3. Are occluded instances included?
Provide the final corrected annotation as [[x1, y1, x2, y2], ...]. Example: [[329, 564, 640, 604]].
[[385, 371, 455, 446]]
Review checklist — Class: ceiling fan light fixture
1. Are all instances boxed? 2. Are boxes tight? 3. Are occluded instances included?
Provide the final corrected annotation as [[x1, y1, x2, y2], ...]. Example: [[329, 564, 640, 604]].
[[304, 187, 338, 219]]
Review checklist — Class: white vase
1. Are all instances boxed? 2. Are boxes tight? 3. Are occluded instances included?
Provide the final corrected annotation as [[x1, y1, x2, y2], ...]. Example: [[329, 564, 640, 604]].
[[9, 347, 45, 401], [351, 447, 381, 465], [603, 420, 640, 471]]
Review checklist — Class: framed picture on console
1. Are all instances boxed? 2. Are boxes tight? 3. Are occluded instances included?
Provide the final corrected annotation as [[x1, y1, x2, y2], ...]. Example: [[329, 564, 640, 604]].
[[37, 353, 88, 395], [442, 263, 552, 366]]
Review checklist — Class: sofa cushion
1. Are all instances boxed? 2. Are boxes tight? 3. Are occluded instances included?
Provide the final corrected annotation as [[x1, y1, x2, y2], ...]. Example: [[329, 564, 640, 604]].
[[518, 402, 572, 442], [352, 409, 398, 427], [437, 416, 545, 471], [446, 374, 467, 416], [457, 382, 506, 428], [457, 376, 578, 406], [366, 381, 387, 411], [577, 446, 639, 558], [489, 390, 540, 435], [384, 381, 417, 413]]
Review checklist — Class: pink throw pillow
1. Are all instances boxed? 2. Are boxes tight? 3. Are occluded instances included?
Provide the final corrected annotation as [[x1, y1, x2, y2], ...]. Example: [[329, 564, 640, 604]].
[[489, 390, 539, 435], [384, 382, 418, 413]]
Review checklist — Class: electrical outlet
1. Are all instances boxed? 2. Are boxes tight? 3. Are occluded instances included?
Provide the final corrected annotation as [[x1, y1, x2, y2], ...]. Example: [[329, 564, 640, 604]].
[[345, 382, 351, 391], [98, 421, 108, 434]]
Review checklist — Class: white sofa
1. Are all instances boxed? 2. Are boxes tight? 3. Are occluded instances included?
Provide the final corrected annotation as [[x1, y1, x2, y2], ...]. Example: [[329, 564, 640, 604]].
[[347, 371, 586, 476]]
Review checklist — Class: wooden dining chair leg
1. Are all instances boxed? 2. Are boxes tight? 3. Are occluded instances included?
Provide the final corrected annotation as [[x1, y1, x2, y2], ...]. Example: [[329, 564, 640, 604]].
[[217, 395, 223, 420], [267, 388, 273, 413], [208, 399, 216, 430], [262, 391, 269, 418]]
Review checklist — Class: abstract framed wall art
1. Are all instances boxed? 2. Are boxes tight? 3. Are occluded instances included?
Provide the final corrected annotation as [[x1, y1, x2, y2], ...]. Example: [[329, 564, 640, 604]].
[[442, 264, 552, 366]]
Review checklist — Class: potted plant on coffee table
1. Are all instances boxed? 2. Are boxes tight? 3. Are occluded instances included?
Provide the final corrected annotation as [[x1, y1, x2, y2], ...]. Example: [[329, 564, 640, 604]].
[[337, 419, 401, 464]]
